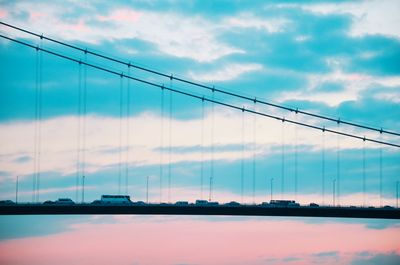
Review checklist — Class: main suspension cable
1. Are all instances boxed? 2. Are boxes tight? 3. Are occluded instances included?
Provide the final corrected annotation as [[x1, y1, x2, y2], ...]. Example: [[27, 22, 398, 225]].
[[1, 21, 398, 137], [2, 34, 399, 148]]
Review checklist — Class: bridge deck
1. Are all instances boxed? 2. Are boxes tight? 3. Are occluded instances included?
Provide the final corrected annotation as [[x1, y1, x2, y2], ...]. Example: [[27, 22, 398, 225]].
[[1, 204, 399, 219]]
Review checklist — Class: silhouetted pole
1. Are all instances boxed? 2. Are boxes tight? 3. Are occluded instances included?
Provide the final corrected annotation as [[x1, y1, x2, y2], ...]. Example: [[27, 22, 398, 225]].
[[396, 180, 399, 208], [333, 179, 336, 206], [146, 176, 149, 204], [270, 178, 274, 201], [82, 175, 85, 203], [15, 176, 19, 204]]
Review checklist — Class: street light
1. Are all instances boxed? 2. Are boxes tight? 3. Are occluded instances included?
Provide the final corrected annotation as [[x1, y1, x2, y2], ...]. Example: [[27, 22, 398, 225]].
[[333, 179, 336, 206], [396, 180, 399, 208], [15, 176, 19, 204], [146, 176, 149, 204], [270, 178, 274, 201], [82, 175, 85, 203]]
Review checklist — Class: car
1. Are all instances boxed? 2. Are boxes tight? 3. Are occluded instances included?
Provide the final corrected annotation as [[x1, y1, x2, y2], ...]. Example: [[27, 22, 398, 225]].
[[383, 205, 394, 209], [195, 199, 209, 205], [55, 198, 75, 205], [0, 200, 15, 205], [100, 195, 132, 204], [43, 200, 55, 205], [270, 200, 300, 207], [225, 201, 240, 206], [309, 203, 319, 207], [134, 201, 146, 205], [91, 200, 101, 205], [195, 200, 219, 206], [175, 201, 189, 206]]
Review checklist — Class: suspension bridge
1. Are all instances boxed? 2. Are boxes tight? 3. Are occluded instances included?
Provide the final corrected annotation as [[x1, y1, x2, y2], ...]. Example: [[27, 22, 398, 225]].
[[0, 22, 399, 219]]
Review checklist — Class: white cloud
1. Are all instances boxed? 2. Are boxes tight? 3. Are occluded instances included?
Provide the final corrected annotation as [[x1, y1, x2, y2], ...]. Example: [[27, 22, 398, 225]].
[[188, 63, 263, 82], [224, 13, 289, 33], [2, 2, 243, 62], [0, 107, 382, 179], [279, 59, 400, 107], [302, 0, 400, 39]]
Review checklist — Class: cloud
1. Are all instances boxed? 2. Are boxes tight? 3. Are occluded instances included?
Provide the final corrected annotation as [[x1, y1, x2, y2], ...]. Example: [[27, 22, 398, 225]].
[[301, 0, 400, 39], [224, 13, 289, 33], [2, 2, 243, 62], [0, 106, 389, 180], [188, 63, 263, 82], [351, 252, 400, 265], [279, 65, 400, 106], [0, 216, 399, 265]]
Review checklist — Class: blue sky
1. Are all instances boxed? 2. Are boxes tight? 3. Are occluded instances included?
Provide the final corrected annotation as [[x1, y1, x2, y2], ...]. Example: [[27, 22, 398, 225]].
[[0, 1, 400, 264], [1, 0, 399, 206]]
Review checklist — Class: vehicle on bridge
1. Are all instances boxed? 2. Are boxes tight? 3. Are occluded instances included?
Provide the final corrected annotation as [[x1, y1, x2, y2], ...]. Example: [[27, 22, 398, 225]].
[[175, 201, 189, 206], [269, 200, 300, 207], [224, 201, 241, 206], [195, 200, 208, 205], [55, 198, 75, 205], [195, 200, 219, 206], [92, 195, 133, 204], [0, 200, 15, 205]]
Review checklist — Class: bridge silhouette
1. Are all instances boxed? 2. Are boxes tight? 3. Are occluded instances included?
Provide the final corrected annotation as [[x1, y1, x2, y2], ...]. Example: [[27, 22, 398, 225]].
[[0, 21, 399, 219]]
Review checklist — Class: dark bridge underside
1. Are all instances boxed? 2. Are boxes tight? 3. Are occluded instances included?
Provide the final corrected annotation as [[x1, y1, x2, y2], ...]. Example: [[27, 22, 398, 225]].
[[1, 204, 399, 219]]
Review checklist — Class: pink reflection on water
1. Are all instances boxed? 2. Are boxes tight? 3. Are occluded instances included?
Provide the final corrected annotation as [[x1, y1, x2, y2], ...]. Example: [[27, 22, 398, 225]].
[[0, 217, 399, 265]]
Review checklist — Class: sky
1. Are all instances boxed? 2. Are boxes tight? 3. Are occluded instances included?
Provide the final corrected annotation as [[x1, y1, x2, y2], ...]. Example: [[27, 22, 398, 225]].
[[0, 0, 399, 264]]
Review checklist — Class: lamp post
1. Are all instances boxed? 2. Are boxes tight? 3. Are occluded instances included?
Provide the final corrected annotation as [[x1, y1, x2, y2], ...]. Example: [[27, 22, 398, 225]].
[[82, 175, 85, 203], [333, 179, 336, 206], [270, 178, 274, 201], [146, 176, 149, 204], [15, 176, 19, 204], [396, 180, 399, 208]]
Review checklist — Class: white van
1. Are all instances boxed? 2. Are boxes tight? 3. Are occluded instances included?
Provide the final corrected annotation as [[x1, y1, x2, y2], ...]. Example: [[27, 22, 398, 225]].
[[100, 195, 132, 204]]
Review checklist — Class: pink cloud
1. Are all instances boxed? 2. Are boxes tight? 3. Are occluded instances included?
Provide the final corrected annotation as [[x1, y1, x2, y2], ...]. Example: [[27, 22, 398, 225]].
[[0, 9, 7, 19], [29, 11, 46, 21], [97, 9, 141, 23], [0, 217, 399, 265]]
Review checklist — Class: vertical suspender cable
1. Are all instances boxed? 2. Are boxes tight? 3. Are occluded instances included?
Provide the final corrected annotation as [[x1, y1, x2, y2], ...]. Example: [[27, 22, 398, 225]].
[[118, 75, 123, 195], [168, 75, 173, 203], [294, 113, 298, 201], [322, 129, 326, 205], [82, 51, 87, 202], [379, 132, 383, 207], [209, 89, 215, 202], [363, 138, 366, 206], [76, 61, 82, 202], [252, 101, 256, 204], [160, 86, 164, 202], [241, 107, 245, 203], [336, 121, 341, 205], [125, 66, 131, 195], [32, 46, 39, 203], [201, 98, 204, 200], [36, 37, 43, 203], [281, 119, 285, 199]]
